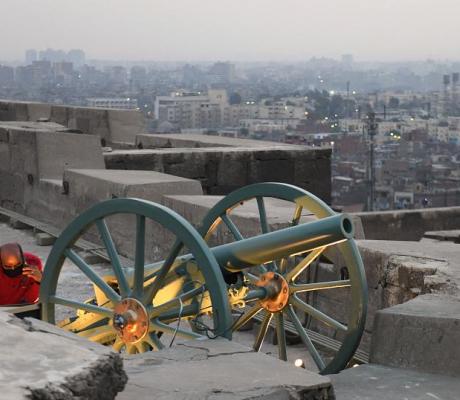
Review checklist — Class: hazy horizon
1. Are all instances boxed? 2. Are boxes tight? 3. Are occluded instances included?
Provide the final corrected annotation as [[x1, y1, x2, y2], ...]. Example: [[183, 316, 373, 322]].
[[2, 0, 460, 63]]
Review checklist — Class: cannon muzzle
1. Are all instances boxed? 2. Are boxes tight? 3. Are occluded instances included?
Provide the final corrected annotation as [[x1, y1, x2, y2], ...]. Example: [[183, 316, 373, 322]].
[[211, 213, 354, 272]]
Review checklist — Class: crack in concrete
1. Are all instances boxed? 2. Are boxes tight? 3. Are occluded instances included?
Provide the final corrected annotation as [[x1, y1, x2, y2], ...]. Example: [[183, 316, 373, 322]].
[[177, 342, 254, 360]]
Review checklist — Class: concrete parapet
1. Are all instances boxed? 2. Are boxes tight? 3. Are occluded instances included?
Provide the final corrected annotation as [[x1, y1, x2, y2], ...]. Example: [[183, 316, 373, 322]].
[[136, 133, 293, 149], [370, 294, 460, 377], [355, 206, 460, 241], [0, 100, 146, 145], [332, 363, 460, 400], [104, 146, 331, 200], [0, 311, 127, 399]]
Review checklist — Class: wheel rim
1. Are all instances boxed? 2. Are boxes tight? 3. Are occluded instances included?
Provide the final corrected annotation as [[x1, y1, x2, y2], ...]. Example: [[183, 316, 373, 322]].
[[198, 182, 368, 374], [40, 198, 233, 353]]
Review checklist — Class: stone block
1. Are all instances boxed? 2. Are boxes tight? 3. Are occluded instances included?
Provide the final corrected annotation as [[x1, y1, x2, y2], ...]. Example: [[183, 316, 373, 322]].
[[355, 206, 460, 241], [0, 311, 127, 399], [27, 102, 52, 122], [0, 127, 9, 142], [107, 109, 145, 144], [0, 142, 10, 171], [35, 131, 105, 179], [35, 232, 56, 246], [370, 294, 460, 377]]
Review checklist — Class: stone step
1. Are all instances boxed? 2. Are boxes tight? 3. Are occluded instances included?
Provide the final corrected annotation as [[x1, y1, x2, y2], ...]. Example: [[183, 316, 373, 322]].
[[0, 311, 126, 399], [120, 339, 333, 400], [331, 363, 460, 400], [370, 294, 460, 377]]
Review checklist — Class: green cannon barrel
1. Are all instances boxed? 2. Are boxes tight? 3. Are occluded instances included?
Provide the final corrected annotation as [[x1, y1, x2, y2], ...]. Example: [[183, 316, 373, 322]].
[[211, 213, 354, 272]]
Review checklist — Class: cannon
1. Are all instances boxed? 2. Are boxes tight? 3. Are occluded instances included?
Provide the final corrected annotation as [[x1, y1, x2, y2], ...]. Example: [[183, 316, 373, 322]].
[[39, 183, 367, 374]]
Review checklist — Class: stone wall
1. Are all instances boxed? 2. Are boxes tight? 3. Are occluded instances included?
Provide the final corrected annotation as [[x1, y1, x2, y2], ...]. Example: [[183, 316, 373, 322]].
[[355, 207, 460, 241], [0, 122, 104, 214], [105, 146, 332, 201], [0, 100, 145, 145]]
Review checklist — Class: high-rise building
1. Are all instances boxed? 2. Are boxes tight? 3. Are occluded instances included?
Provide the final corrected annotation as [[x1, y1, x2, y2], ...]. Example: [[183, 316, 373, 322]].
[[341, 54, 354, 69], [209, 62, 235, 84], [25, 49, 37, 65], [0, 65, 14, 84], [67, 49, 86, 67]]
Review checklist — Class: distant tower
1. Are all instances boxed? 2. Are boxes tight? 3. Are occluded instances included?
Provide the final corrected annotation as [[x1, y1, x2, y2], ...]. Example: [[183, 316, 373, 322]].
[[25, 49, 37, 65], [366, 111, 378, 211], [443, 74, 451, 116], [452, 73, 459, 115], [341, 54, 354, 69], [346, 81, 350, 118]]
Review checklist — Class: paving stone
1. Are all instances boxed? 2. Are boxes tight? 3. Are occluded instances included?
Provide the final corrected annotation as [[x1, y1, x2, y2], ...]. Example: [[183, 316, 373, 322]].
[[331, 364, 460, 400], [35, 231, 56, 246], [120, 339, 333, 400], [0, 311, 127, 400]]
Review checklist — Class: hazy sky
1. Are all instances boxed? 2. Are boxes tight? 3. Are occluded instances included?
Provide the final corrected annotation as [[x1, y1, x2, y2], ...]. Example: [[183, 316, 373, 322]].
[[1, 0, 459, 62]]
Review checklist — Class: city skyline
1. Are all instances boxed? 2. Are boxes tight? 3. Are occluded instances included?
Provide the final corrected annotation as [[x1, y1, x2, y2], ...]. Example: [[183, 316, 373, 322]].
[[2, 0, 460, 62]]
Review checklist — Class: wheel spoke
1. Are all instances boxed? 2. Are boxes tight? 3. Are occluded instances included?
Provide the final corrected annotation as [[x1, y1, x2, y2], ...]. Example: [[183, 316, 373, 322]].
[[64, 249, 121, 304], [145, 332, 164, 350], [113, 338, 124, 352], [285, 247, 325, 282], [232, 305, 263, 331], [290, 279, 351, 294], [292, 205, 303, 226], [143, 240, 183, 305], [256, 197, 269, 234], [96, 218, 130, 297], [291, 295, 347, 332], [221, 213, 244, 241], [253, 312, 273, 352], [133, 215, 146, 299], [49, 295, 114, 318], [275, 312, 287, 361], [135, 342, 150, 353], [278, 257, 288, 274], [286, 305, 325, 370], [77, 324, 115, 343], [151, 318, 204, 340]]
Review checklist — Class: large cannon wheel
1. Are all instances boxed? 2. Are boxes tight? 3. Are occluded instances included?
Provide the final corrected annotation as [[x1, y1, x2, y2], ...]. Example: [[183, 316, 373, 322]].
[[40, 198, 233, 353], [198, 183, 367, 374]]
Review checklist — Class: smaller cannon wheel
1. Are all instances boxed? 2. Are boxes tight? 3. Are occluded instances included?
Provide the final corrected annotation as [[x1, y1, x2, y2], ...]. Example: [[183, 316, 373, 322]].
[[198, 183, 367, 374], [40, 198, 232, 353]]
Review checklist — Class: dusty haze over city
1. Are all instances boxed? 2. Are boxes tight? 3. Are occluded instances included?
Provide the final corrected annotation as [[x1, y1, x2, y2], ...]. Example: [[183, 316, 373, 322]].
[[1, 0, 460, 62]]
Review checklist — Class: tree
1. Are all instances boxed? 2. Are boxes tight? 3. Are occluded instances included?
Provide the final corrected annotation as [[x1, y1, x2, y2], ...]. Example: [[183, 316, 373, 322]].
[[229, 92, 242, 105]]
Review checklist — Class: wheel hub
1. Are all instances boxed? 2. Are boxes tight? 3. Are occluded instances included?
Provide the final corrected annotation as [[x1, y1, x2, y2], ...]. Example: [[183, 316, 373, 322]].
[[256, 272, 289, 312], [112, 298, 149, 344]]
